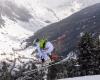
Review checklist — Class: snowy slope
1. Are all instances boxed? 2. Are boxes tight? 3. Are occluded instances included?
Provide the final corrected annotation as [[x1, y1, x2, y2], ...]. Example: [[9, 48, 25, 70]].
[[0, 0, 100, 63], [13, 0, 100, 21], [0, 15, 34, 63], [0, 0, 81, 60], [58, 75, 100, 80], [0, 0, 100, 78]]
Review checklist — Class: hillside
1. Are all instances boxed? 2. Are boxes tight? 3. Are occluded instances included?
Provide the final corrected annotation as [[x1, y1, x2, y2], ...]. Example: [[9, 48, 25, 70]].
[[26, 3, 100, 56]]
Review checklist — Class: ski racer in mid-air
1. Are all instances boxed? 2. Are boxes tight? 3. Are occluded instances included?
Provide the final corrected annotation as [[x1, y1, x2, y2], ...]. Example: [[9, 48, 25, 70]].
[[33, 38, 56, 63]]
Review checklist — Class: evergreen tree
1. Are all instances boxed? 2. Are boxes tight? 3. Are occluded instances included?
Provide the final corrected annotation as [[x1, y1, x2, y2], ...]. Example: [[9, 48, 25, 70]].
[[93, 36, 100, 74], [78, 32, 95, 75]]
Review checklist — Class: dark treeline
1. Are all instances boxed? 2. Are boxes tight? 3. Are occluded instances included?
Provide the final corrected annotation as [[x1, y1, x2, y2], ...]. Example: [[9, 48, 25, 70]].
[[0, 32, 100, 80], [47, 32, 100, 80]]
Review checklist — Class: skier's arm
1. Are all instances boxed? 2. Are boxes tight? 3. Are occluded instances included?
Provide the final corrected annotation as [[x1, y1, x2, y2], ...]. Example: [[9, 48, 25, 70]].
[[31, 50, 36, 55], [31, 43, 38, 55], [31, 48, 39, 55]]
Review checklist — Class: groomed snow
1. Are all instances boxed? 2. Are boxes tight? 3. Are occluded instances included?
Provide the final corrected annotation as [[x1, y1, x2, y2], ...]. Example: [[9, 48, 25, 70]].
[[58, 75, 100, 80]]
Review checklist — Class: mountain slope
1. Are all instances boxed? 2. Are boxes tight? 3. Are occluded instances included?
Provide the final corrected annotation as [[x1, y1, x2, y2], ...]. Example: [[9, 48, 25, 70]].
[[0, 0, 93, 57], [27, 3, 100, 56], [0, 0, 82, 67]]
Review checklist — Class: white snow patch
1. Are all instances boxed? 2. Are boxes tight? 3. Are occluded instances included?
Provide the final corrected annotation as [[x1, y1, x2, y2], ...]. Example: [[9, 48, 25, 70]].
[[80, 32, 84, 37], [58, 75, 100, 80], [0, 15, 33, 61]]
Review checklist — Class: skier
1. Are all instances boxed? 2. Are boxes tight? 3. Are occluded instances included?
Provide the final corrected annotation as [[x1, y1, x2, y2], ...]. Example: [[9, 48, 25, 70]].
[[33, 38, 54, 63]]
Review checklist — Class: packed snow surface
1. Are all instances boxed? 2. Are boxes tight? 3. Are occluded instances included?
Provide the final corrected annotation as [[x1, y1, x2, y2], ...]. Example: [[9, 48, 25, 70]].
[[58, 75, 100, 80]]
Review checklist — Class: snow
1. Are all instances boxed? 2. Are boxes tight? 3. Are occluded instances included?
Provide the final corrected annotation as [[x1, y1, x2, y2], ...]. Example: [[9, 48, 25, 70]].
[[2, 16, 32, 39], [0, 0, 100, 71], [0, 0, 100, 78], [0, 15, 34, 62], [80, 32, 84, 37], [58, 75, 100, 80], [0, 0, 83, 63], [0, 0, 82, 24]]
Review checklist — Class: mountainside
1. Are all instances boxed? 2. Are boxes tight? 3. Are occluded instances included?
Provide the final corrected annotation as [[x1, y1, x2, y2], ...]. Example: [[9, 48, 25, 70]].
[[0, 0, 100, 79], [0, 0, 82, 32], [0, 0, 82, 54], [1, 0, 99, 58], [0, 0, 100, 74], [0, 0, 83, 73], [28, 3, 100, 56]]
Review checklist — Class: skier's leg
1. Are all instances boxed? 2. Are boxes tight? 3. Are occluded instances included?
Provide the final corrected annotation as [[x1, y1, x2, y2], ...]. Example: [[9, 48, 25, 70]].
[[48, 54, 53, 61], [41, 58, 45, 63]]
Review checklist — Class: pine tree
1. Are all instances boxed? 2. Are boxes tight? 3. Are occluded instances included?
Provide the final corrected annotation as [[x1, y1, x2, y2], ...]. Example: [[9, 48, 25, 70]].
[[78, 32, 95, 76], [93, 36, 100, 74], [47, 64, 58, 80]]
